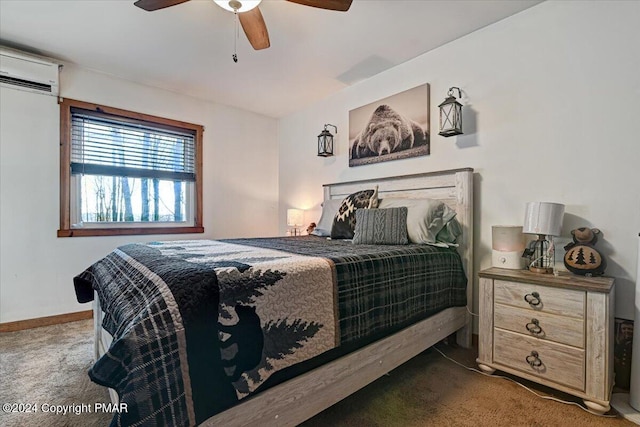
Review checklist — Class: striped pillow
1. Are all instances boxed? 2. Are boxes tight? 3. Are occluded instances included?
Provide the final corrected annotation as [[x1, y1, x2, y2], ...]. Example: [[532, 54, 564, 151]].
[[353, 207, 409, 245]]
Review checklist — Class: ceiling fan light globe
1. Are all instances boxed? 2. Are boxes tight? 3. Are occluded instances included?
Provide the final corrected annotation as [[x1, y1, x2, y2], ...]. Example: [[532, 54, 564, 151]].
[[213, 0, 262, 13]]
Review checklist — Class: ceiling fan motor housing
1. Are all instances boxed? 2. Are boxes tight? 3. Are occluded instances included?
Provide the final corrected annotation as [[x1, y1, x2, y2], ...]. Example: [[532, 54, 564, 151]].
[[215, 0, 261, 13]]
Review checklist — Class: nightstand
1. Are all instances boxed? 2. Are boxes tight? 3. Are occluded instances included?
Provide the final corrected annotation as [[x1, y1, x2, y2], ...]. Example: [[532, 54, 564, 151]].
[[476, 267, 615, 414]]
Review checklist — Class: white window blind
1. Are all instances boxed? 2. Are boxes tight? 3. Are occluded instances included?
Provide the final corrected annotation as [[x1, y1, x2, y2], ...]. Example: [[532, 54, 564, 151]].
[[70, 107, 196, 182]]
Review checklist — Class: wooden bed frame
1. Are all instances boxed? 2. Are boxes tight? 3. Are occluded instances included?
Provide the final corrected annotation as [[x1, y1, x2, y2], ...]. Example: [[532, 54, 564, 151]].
[[95, 167, 474, 426]]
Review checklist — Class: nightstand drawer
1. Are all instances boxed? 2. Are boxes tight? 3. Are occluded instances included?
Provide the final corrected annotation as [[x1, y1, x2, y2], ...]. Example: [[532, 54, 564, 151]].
[[494, 303, 584, 348], [494, 329, 585, 390], [494, 280, 585, 318]]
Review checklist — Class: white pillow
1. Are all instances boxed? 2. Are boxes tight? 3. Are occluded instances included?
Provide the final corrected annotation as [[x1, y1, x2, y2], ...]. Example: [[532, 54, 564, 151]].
[[311, 199, 343, 237], [378, 198, 457, 244]]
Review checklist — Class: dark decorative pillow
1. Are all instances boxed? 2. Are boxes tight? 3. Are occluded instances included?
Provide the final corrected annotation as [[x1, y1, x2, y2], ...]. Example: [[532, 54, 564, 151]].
[[330, 187, 379, 239], [353, 207, 409, 245]]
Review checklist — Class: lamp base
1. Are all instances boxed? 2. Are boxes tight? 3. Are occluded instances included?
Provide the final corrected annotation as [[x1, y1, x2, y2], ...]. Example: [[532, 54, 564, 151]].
[[529, 266, 554, 274], [492, 250, 524, 270], [288, 228, 301, 236]]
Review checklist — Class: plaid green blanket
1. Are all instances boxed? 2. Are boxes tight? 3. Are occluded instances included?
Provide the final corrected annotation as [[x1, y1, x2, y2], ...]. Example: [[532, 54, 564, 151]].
[[226, 237, 467, 344]]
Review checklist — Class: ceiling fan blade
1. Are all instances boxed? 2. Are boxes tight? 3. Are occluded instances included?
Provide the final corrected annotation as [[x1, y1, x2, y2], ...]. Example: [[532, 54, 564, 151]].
[[286, 0, 352, 12], [238, 7, 270, 50], [134, 0, 190, 12]]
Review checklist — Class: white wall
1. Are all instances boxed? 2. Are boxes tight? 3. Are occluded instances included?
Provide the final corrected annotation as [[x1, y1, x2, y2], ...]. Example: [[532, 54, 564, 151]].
[[0, 64, 279, 323], [278, 1, 640, 321]]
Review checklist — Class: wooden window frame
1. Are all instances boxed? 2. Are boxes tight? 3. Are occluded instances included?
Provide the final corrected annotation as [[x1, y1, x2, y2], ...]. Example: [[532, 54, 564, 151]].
[[58, 98, 204, 237]]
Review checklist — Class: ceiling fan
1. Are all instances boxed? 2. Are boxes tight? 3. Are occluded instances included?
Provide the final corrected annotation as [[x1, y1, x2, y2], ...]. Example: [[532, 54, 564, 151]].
[[134, 0, 352, 51]]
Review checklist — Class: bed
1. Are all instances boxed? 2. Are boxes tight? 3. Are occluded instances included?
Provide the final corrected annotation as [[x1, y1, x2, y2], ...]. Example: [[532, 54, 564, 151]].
[[77, 167, 474, 427]]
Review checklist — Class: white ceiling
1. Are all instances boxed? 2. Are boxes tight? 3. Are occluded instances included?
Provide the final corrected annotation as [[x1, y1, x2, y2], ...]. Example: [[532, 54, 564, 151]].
[[0, 0, 541, 118]]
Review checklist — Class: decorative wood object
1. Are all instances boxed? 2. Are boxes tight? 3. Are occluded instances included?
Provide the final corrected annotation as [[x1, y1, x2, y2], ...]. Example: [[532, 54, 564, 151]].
[[563, 227, 607, 276]]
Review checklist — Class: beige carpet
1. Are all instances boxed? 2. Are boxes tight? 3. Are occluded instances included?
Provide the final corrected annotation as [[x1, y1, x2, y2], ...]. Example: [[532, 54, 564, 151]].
[[0, 320, 111, 427], [0, 320, 635, 427]]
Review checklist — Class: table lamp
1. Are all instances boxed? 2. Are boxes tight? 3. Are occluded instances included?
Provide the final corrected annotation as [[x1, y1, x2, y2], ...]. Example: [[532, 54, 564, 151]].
[[522, 202, 565, 274], [287, 209, 304, 236]]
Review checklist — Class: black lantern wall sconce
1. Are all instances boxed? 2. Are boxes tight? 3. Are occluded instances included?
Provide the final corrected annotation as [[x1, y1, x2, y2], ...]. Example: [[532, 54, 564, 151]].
[[317, 124, 337, 157], [438, 87, 463, 137]]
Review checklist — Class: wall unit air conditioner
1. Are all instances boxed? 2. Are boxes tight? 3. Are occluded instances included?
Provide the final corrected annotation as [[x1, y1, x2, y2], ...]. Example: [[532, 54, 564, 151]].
[[0, 47, 60, 96]]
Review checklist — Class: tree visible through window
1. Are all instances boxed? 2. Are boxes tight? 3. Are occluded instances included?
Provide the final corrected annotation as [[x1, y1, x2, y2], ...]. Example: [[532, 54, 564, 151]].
[[58, 99, 203, 237]]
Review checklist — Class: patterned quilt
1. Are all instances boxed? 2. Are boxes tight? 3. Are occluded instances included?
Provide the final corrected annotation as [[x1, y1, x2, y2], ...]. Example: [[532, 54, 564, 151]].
[[74, 236, 467, 427]]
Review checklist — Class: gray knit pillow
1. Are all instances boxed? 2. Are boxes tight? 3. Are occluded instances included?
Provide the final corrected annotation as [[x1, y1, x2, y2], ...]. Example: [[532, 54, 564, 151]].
[[353, 207, 409, 245]]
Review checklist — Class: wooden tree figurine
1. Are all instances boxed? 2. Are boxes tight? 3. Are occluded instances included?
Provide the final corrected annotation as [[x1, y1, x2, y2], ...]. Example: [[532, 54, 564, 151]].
[[564, 227, 606, 276]]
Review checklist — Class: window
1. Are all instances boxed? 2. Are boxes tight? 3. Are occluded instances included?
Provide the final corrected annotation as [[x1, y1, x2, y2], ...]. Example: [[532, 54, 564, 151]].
[[58, 99, 204, 237]]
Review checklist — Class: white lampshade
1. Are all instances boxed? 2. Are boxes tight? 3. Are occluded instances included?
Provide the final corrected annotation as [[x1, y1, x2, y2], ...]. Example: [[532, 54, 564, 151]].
[[523, 202, 565, 236], [287, 209, 304, 227]]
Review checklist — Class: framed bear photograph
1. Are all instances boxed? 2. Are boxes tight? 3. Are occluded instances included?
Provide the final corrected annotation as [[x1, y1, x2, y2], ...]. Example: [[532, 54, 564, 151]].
[[349, 83, 430, 167]]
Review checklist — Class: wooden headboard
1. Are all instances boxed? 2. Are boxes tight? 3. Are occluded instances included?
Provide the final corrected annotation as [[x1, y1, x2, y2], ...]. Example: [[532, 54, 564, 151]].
[[323, 168, 474, 345]]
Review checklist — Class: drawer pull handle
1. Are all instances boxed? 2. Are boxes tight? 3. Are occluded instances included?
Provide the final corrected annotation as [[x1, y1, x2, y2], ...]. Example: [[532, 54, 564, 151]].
[[526, 351, 542, 368], [526, 318, 543, 335], [524, 291, 541, 307]]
